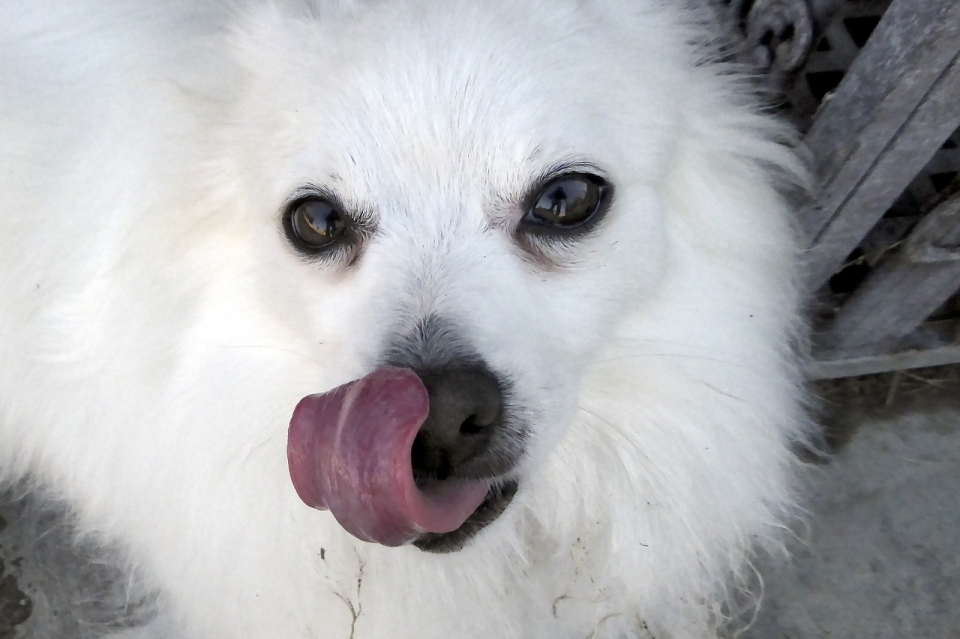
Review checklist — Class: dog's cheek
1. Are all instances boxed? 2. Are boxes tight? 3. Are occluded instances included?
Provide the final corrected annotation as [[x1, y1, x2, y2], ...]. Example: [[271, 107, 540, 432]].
[[505, 196, 671, 460], [525, 189, 670, 364], [197, 223, 378, 393]]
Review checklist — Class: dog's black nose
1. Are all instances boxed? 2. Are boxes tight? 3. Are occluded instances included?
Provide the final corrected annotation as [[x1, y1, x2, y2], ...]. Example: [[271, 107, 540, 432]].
[[411, 363, 503, 481]]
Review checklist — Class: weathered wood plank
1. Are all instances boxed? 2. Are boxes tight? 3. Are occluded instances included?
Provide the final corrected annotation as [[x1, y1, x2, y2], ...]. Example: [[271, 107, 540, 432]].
[[807, 343, 960, 379], [798, 0, 960, 291], [808, 320, 960, 379], [802, 53, 960, 290], [802, 0, 960, 191], [817, 192, 960, 353]]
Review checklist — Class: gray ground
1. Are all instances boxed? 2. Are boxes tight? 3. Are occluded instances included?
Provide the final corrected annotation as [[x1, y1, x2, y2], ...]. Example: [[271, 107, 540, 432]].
[[743, 369, 960, 639], [2, 368, 959, 639]]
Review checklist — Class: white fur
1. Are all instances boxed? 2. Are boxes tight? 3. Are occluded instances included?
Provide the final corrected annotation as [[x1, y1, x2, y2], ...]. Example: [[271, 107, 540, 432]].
[[0, 1, 810, 637]]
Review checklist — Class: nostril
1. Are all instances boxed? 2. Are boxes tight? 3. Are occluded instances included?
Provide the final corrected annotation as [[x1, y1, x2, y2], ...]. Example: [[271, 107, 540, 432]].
[[411, 432, 453, 482], [406, 360, 505, 479], [459, 414, 484, 436], [435, 452, 451, 481], [411, 432, 429, 484]]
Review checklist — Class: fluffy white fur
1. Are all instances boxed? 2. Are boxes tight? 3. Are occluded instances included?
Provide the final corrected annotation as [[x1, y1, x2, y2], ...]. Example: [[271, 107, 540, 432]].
[[0, 1, 810, 637]]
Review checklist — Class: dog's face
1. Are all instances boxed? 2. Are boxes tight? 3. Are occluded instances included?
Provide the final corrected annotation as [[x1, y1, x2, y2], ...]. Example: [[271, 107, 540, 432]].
[[192, 1, 688, 550]]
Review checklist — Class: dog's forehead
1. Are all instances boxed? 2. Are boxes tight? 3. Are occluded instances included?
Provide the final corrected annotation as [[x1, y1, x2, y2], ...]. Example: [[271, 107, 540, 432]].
[[249, 1, 650, 218]]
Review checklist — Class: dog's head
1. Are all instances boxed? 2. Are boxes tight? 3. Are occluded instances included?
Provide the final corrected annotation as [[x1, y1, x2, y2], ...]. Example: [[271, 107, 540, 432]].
[[169, 0, 798, 554]]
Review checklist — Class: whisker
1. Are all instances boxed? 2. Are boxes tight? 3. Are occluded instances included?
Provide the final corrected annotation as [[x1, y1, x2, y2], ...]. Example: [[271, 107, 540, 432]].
[[577, 406, 665, 484], [700, 381, 749, 404], [594, 350, 758, 373]]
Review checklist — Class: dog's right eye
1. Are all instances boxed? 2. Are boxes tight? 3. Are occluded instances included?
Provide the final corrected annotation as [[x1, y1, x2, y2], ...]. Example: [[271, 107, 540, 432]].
[[285, 198, 351, 252], [520, 173, 611, 236]]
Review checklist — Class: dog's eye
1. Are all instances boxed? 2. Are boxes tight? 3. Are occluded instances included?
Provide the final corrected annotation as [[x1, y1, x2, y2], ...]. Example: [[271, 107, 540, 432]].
[[287, 198, 350, 251], [523, 174, 608, 230]]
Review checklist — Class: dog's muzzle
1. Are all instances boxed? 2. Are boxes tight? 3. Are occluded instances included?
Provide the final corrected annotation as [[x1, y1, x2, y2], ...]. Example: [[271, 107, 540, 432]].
[[287, 359, 522, 553]]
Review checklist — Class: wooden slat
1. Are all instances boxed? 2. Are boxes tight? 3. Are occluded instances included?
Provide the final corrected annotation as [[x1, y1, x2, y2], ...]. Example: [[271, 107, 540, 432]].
[[808, 320, 960, 380], [807, 343, 960, 379], [803, 54, 960, 290], [817, 192, 960, 353], [801, 0, 960, 190], [799, 0, 960, 291]]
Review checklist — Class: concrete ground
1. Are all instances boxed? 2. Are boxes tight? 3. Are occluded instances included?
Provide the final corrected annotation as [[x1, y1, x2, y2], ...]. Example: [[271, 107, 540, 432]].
[[743, 369, 960, 639], [2, 369, 959, 639]]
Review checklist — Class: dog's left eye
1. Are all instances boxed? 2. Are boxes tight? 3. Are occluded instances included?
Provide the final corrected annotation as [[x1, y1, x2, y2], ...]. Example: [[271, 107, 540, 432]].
[[522, 173, 609, 231], [285, 197, 352, 253]]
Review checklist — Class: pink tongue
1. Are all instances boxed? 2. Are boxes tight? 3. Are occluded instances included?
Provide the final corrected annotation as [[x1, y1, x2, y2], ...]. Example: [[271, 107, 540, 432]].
[[287, 367, 490, 546]]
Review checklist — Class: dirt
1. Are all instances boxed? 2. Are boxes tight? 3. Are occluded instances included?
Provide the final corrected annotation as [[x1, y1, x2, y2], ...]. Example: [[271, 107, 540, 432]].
[[813, 363, 960, 454], [0, 518, 32, 639]]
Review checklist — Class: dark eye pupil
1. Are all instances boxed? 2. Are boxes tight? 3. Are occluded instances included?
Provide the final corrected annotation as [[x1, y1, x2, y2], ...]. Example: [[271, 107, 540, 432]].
[[541, 182, 586, 219], [531, 176, 602, 228], [291, 199, 348, 249]]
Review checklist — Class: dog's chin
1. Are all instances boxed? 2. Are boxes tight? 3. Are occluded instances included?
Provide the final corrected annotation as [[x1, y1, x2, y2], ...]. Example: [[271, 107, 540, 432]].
[[412, 480, 519, 553]]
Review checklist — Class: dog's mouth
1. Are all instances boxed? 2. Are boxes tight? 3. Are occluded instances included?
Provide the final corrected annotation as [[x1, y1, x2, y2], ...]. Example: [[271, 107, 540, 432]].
[[412, 478, 518, 553], [287, 368, 517, 551]]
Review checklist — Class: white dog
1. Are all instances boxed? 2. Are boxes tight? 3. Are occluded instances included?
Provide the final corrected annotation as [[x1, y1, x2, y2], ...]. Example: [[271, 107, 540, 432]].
[[0, 1, 811, 637]]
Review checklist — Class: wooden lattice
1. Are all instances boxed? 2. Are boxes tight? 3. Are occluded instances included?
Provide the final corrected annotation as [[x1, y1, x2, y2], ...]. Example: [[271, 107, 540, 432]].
[[716, 0, 960, 378]]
